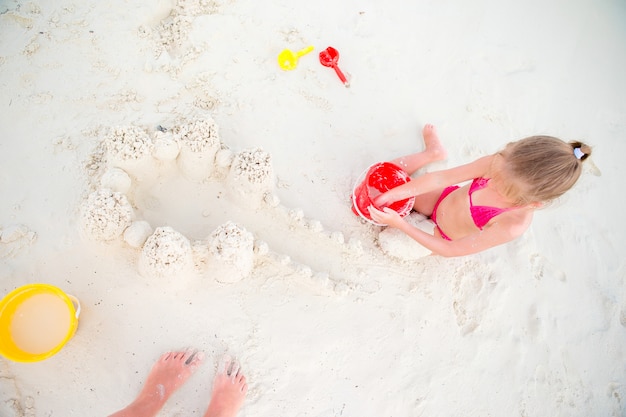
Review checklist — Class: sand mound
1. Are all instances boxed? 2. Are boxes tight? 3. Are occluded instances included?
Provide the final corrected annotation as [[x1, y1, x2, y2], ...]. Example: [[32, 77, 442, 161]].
[[104, 126, 153, 162], [173, 117, 221, 180], [172, 117, 219, 153], [207, 221, 255, 283], [227, 148, 274, 205], [79, 189, 134, 241], [229, 148, 273, 185], [139, 226, 194, 277]]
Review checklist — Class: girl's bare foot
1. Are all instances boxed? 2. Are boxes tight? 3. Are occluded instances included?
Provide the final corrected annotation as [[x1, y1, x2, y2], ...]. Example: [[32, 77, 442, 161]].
[[204, 356, 248, 417], [109, 349, 204, 417], [390, 123, 448, 175], [422, 124, 447, 161]]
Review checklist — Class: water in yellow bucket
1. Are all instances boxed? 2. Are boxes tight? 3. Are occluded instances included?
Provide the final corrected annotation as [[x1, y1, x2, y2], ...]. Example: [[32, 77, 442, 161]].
[[11, 292, 72, 354], [0, 284, 80, 362]]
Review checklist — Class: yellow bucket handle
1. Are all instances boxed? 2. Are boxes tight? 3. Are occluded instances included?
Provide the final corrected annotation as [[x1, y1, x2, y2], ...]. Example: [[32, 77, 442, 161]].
[[67, 294, 81, 319]]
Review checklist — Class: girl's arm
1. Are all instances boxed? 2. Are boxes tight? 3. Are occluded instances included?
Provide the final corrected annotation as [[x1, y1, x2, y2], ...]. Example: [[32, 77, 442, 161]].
[[369, 206, 530, 257], [376, 155, 494, 206]]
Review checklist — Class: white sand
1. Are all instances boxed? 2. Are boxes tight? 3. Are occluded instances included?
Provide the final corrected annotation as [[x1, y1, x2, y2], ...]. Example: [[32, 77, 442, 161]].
[[1, 0, 625, 416]]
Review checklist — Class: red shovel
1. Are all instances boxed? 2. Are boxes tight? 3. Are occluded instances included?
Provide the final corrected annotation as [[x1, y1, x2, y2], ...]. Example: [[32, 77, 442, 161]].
[[319, 46, 350, 87]]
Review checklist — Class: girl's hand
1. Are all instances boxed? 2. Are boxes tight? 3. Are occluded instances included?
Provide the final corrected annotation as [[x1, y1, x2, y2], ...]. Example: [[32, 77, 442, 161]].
[[368, 205, 404, 228], [372, 192, 393, 208]]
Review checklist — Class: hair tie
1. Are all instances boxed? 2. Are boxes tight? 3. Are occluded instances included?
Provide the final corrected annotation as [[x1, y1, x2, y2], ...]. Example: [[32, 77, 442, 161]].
[[573, 147, 585, 160]]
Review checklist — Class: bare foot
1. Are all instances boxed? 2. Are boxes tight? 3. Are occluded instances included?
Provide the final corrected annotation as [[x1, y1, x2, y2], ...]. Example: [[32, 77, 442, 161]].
[[422, 124, 447, 161], [390, 123, 447, 175], [204, 356, 248, 417], [141, 350, 204, 402], [109, 349, 204, 417]]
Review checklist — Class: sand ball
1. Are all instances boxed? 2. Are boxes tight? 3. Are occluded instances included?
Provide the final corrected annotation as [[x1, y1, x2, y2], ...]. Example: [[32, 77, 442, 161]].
[[104, 126, 153, 162], [208, 221, 254, 283], [100, 168, 132, 193], [153, 131, 180, 161], [80, 189, 133, 241], [139, 226, 193, 277], [123, 220, 153, 248], [378, 213, 434, 260]]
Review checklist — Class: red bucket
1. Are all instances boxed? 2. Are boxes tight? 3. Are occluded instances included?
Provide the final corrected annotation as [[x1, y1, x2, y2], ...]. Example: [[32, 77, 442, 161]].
[[351, 162, 415, 225]]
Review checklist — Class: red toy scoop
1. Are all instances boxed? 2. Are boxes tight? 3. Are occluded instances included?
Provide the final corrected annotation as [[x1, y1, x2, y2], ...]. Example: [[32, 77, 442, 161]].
[[319, 46, 349, 87]]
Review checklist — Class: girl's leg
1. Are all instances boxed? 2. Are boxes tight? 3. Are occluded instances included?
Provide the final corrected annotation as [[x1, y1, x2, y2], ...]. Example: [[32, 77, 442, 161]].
[[391, 124, 447, 175], [413, 189, 445, 217]]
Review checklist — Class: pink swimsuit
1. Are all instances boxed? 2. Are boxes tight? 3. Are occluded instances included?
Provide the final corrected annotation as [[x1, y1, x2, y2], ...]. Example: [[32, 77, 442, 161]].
[[431, 178, 516, 241]]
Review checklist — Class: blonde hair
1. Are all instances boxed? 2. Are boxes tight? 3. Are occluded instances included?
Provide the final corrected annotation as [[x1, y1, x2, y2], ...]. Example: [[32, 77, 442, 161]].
[[494, 136, 592, 205]]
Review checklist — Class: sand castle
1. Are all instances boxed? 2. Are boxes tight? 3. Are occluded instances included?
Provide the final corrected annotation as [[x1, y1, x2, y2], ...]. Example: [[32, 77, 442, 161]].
[[80, 115, 363, 293]]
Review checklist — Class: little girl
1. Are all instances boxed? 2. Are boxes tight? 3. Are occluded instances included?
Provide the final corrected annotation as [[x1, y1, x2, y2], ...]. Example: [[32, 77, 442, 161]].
[[368, 124, 592, 257]]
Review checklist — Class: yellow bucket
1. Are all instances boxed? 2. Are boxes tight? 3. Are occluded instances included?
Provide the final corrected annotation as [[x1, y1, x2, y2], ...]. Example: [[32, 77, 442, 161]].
[[0, 283, 81, 362]]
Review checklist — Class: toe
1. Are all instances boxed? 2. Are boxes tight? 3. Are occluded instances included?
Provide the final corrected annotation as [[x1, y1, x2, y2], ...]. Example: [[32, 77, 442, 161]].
[[219, 355, 234, 375], [229, 361, 241, 379]]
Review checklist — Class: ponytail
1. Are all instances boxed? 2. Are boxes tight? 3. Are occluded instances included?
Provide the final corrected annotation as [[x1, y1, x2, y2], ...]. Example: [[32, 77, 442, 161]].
[[570, 141, 592, 161]]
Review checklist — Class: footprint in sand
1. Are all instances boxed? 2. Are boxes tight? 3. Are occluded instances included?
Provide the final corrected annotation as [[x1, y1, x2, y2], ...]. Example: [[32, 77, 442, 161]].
[[178, 72, 222, 112], [607, 382, 624, 417], [525, 304, 541, 341], [143, 0, 223, 67], [451, 260, 496, 335], [619, 305, 626, 328], [0, 224, 37, 259], [531, 358, 590, 413], [176, 0, 222, 16], [529, 252, 566, 281], [0, 360, 36, 417]]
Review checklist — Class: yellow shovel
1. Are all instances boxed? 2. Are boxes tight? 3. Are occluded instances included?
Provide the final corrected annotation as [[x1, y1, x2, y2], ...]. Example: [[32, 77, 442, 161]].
[[277, 46, 314, 71]]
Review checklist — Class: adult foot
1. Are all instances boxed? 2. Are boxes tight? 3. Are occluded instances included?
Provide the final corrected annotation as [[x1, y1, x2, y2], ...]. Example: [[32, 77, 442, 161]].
[[141, 350, 204, 403], [109, 349, 204, 417], [422, 124, 447, 161], [204, 356, 248, 417]]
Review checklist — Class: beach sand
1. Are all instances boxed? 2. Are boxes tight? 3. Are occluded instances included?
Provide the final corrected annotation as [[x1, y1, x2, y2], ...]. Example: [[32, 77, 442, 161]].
[[1, 0, 625, 415]]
